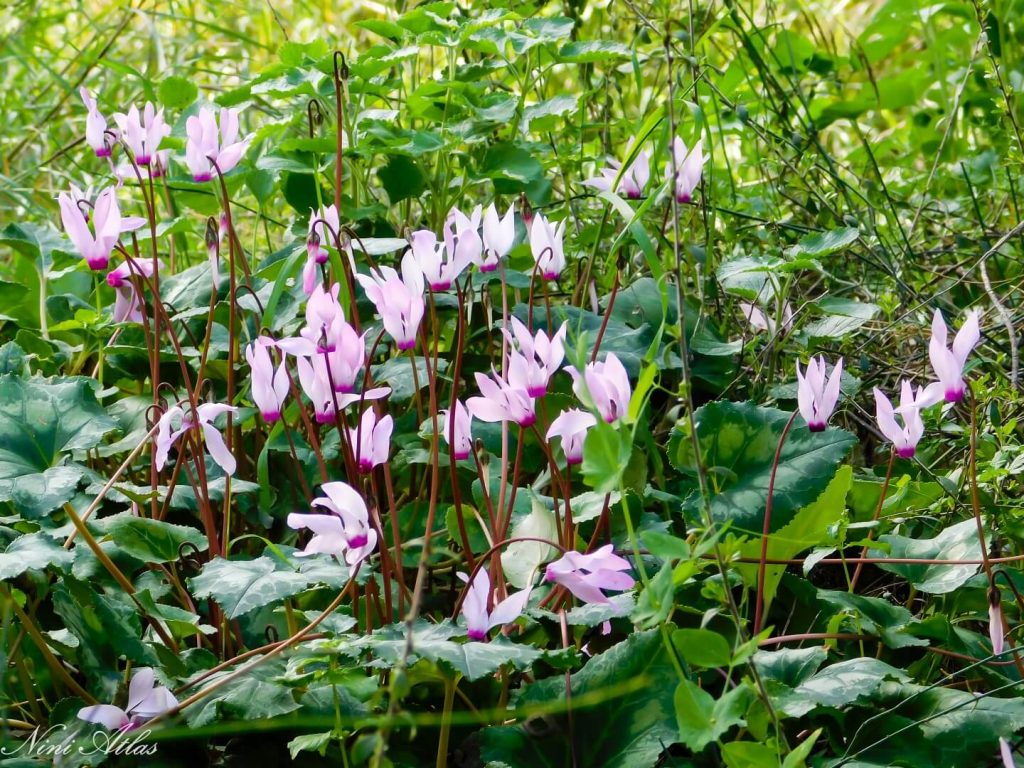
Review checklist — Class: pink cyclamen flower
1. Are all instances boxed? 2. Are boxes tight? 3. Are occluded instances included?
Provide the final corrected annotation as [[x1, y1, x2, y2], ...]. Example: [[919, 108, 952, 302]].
[[505, 317, 567, 398], [568, 353, 632, 424], [320, 324, 368, 394], [58, 186, 140, 270], [355, 253, 425, 351], [923, 309, 980, 404], [796, 356, 843, 432], [546, 409, 597, 465], [303, 283, 347, 352], [481, 202, 516, 271], [245, 341, 289, 423], [530, 213, 566, 281], [80, 88, 112, 158], [740, 301, 794, 335], [544, 544, 635, 604], [443, 206, 484, 279], [107, 257, 157, 288], [441, 400, 473, 460], [295, 354, 388, 424], [150, 149, 171, 179], [458, 567, 531, 641], [874, 381, 925, 459], [113, 103, 170, 167], [205, 214, 227, 285], [410, 228, 469, 292], [582, 139, 651, 199], [303, 205, 341, 294], [350, 407, 393, 473], [1000, 739, 1016, 768], [185, 107, 250, 182], [287, 481, 377, 566], [78, 668, 178, 732], [107, 257, 158, 324], [667, 136, 706, 203], [467, 370, 536, 427], [990, 588, 1006, 657], [155, 403, 237, 476]]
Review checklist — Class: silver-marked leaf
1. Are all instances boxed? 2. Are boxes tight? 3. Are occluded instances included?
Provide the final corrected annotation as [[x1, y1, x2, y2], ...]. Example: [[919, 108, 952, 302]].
[[0, 532, 74, 579], [190, 556, 312, 618]]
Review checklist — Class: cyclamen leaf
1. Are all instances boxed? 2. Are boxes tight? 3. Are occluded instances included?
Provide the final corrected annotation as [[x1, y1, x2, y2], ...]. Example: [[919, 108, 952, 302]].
[[480, 629, 677, 768], [0, 375, 119, 517], [871, 518, 983, 594], [190, 556, 313, 618], [786, 226, 859, 258], [851, 682, 1024, 766], [357, 622, 541, 681], [185, 664, 301, 727], [795, 658, 909, 708], [817, 590, 928, 649], [671, 401, 856, 534], [107, 515, 208, 563], [0, 532, 73, 579]]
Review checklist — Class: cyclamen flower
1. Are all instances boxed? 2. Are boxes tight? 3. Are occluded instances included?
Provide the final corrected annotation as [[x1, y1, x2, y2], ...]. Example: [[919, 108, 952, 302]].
[[530, 213, 566, 281], [667, 136, 706, 203], [546, 409, 597, 465], [1000, 739, 1016, 768], [107, 257, 158, 324], [443, 206, 483, 278], [411, 229, 469, 292], [58, 186, 141, 270], [467, 370, 536, 427], [155, 402, 237, 475], [989, 588, 1006, 657], [583, 139, 651, 199], [355, 254, 425, 351], [544, 544, 635, 604], [441, 400, 473, 460], [874, 381, 925, 458], [113, 103, 170, 167], [504, 317, 567, 397], [245, 341, 289, 423], [206, 214, 227, 285], [294, 354, 388, 424], [80, 88, 112, 158], [923, 309, 980, 404], [568, 353, 632, 424], [185, 107, 251, 182], [287, 481, 377, 566], [796, 356, 843, 432], [350, 408, 393, 473], [316, 326, 368, 395], [302, 283, 347, 350], [481, 202, 516, 271], [78, 668, 177, 732], [303, 205, 341, 294], [740, 301, 793, 335], [458, 567, 531, 641]]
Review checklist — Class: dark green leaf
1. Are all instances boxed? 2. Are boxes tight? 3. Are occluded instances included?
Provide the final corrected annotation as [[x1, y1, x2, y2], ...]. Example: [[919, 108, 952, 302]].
[[671, 402, 855, 533]]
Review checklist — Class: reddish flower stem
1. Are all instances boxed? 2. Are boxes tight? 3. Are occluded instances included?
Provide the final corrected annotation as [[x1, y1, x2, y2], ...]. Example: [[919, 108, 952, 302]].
[[850, 448, 896, 592], [753, 410, 799, 635]]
